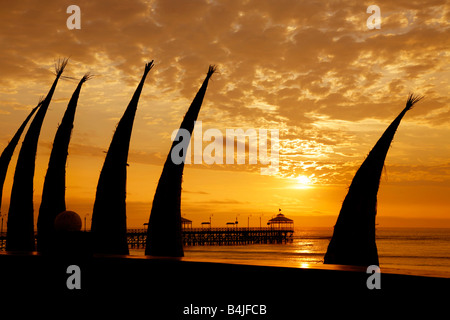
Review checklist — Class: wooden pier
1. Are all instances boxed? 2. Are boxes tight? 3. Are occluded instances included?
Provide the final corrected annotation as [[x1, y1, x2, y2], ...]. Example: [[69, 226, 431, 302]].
[[0, 235, 5, 251], [0, 227, 294, 251], [127, 227, 294, 249]]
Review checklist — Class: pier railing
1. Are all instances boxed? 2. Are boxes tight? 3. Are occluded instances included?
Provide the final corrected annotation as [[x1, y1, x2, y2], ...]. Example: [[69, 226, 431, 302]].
[[128, 227, 294, 248]]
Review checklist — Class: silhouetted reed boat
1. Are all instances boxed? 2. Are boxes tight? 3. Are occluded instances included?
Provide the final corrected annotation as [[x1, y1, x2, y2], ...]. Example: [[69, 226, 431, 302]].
[[145, 65, 216, 257], [91, 61, 154, 255], [37, 73, 91, 252], [0, 103, 40, 213], [324, 94, 424, 266], [6, 58, 68, 252]]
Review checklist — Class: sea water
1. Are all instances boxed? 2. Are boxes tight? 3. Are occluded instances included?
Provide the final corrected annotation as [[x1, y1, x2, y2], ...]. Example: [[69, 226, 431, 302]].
[[130, 227, 450, 277], [376, 227, 450, 275]]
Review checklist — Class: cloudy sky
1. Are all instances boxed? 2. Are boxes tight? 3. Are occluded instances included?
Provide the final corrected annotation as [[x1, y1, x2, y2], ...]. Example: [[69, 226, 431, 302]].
[[0, 0, 449, 228]]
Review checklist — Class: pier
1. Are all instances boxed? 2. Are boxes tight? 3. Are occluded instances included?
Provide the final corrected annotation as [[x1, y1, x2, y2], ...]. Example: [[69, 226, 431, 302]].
[[0, 211, 295, 250], [183, 227, 294, 246], [0, 212, 295, 250], [127, 227, 294, 249], [1, 227, 294, 251]]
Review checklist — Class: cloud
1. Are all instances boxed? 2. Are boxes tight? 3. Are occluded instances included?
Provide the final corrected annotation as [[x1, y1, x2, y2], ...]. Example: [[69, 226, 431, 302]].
[[0, 0, 449, 189]]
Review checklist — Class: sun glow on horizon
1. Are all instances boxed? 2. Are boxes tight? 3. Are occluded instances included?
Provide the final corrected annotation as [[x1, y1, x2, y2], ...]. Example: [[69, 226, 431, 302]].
[[295, 175, 313, 189]]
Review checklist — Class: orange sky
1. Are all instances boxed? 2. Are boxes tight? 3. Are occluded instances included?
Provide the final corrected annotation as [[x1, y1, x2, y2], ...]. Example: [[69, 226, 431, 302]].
[[0, 0, 449, 229]]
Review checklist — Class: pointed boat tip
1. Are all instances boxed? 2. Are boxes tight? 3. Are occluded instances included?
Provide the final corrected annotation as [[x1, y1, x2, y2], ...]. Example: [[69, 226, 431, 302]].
[[207, 65, 217, 78], [54, 57, 69, 77], [81, 72, 94, 83], [145, 60, 155, 73], [406, 93, 424, 110]]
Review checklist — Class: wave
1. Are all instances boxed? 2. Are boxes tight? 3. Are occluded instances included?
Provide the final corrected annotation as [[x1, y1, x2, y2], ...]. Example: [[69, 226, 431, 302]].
[[377, 236, 450, 241], [380, 254, 450, 260], [293, 236, 331, 240]]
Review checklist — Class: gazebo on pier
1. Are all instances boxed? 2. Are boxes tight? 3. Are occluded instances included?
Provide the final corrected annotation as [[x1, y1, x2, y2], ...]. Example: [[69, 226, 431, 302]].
[[267, 210, 294, 230], [181, 217, 192, 230]]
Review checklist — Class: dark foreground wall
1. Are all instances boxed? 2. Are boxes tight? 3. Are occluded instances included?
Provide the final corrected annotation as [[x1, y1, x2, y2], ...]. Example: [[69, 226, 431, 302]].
[[0, 252, 447, 318]]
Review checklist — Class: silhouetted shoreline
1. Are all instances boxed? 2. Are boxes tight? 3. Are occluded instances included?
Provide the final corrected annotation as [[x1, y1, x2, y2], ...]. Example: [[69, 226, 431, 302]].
[[0, 251, 447, 317]]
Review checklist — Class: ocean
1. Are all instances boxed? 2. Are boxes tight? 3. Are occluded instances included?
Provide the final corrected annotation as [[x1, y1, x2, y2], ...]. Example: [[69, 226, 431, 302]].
[[131, 227, 450, 277], [1, 227, 448, 277]]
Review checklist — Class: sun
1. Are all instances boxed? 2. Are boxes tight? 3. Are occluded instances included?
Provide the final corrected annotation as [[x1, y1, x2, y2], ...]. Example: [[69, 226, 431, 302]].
[[295, 175, 313, 189], [297, 175, 311, 185]]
